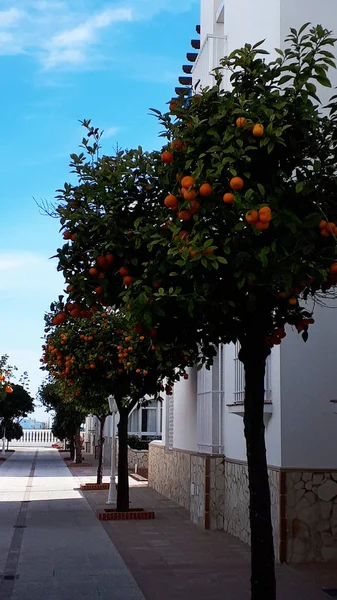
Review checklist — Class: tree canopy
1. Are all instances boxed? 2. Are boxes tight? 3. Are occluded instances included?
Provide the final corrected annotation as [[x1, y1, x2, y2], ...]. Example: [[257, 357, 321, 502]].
[[45, 24, 337, 599]]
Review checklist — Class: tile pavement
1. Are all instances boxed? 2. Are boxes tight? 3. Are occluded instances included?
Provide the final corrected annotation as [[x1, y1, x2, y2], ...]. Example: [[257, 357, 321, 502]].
[[71, 455, 337, 600]]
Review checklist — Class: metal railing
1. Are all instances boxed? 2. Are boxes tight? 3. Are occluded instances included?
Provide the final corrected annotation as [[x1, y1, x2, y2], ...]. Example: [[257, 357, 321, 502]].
[[234, 342, 272, 404], [192, 34, 228, 90]]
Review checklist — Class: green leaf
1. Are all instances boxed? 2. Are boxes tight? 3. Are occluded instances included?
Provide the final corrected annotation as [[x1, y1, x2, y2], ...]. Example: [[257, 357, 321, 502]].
[[296, 181, 305, 194], [217, 256, 228, 264], [257, 184, 265, 197], [316, 75, 332, 87], [302, 213, 322, 228]]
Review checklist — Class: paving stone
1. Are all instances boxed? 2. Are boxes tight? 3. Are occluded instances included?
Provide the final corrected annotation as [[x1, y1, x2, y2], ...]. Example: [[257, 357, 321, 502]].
[[0, 448, 145, 600]]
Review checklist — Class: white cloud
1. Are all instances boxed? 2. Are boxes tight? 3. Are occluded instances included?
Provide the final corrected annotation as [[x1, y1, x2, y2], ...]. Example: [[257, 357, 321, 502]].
[[103, 126, 120, 138], [0, 8, 23, 27], [0, 1, 198, 70], [42, 8, 133, 69]]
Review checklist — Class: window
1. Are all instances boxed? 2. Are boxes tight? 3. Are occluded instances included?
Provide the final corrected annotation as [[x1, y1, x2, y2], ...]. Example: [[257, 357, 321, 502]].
[[233, 342, 272, 404]]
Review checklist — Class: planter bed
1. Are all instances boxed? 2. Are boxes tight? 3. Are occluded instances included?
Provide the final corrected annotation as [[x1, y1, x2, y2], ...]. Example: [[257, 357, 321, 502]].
[[97, 507, 155, 521]]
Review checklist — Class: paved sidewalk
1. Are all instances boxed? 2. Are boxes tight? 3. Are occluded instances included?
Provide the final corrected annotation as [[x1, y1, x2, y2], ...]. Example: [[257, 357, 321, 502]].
[[0, 448, 145, 600], [71, 458, 337, 600]]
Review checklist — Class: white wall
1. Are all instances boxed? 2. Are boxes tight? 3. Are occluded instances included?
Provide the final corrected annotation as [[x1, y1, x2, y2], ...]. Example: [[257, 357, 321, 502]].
[[225, 0, 281, 56], [173, 368, 197, 451], [222, 344, 282, 466], [280, 303, 337, 468]]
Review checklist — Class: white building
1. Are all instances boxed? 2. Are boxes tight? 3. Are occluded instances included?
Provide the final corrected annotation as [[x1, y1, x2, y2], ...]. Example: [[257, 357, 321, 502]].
[[84, 401, 162, 464], [149, 0, 337, 564]]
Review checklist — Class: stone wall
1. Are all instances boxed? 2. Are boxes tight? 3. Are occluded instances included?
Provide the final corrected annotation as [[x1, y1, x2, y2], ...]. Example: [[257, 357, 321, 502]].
[[285, 471, 337, 562], [210, 457, 226, 530], [127, 448, 148, 471], [149, 444, 337, 563], [223, 461, 280, 556], [190, 455, 206, 527], [149, 442, 191, 510]]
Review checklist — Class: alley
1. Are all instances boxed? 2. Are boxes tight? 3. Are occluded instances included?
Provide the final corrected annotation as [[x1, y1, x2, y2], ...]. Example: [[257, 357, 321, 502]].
[[0, 449, 145, 600]]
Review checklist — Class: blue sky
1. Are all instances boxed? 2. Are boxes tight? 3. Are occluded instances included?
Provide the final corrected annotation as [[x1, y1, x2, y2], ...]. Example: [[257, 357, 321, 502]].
[[0, 0, 199, 420]]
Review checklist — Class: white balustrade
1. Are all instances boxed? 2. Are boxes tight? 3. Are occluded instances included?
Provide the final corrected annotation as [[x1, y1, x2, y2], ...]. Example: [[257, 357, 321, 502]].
[[192, 34, 228, 91], [13, 429, 60, 446]]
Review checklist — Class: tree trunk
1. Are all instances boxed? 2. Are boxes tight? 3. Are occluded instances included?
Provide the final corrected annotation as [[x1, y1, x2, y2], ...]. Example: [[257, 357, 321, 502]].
[[69, 437, 75, 461], [117, 408, 129, 512], [96, 416, 106, 485], [240, 337, 276, 600], [6, 438, 9, 451], [74, 428, 83, 464]]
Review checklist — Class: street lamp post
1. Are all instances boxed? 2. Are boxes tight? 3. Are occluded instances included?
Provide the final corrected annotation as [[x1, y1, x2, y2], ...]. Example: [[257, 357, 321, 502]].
[[107, 396, 119, 505]]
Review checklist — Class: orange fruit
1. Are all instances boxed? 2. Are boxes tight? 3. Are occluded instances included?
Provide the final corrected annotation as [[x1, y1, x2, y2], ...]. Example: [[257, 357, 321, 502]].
[[259, 206, 272, 223], [97, 256, 108, 269], [106, 253, 114, 264], [245, 210, 259, 224], [190, 200, 200, 214], [164, 194, 178, 209], [181, 175, 195, 189], [71, 233, 77, 242], [199, 183, 212, 197], [223, 192, 235, 205], [230, 177, 244, 190], [119, 267, 129, 277], [288, 297, 297, 306], [171, 139, 184, 151], [327, 222, 337, 235], [161, 151, 174, 164], [321, 228, 330, 237], [319, 220, 327, 230], [255, 221, 269, 231], [252, 124, 264, 137], [184, 189, 197, 201], [236, 117, 247, 128], [89, 267, 98, 277], [169, 101, 178, 112], [330, 262, 337, 273], [178, 210, 191, 221], [123, 276, 135, 286]]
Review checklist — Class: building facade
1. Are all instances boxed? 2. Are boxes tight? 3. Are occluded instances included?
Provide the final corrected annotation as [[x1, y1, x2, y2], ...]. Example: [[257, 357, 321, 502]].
[[149, 0, 337, 563]]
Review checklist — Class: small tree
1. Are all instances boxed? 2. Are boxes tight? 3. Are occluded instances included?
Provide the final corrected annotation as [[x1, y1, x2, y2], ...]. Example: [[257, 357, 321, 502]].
[[2, 421, 23, 450], [41, 304, 189, 509], [39, 380, 85, 462]]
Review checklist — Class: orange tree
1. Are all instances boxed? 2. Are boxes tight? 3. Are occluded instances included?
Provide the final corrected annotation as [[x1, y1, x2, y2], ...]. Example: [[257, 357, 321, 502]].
[[50, 25, 337, 599], [0, 355, 15, 399], [41, 302, 186, 509], [39, 380, 85, 462], [148, 26, 337, 599]]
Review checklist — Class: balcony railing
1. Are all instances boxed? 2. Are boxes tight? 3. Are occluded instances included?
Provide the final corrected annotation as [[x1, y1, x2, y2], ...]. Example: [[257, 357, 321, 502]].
[[192, 34, 227, 91], [234, 342, 272, 404]]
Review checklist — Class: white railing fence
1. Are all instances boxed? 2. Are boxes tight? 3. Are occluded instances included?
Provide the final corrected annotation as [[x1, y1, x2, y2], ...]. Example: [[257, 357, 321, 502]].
[[14, 429, 60, 446], [192, 34, 228, 91]]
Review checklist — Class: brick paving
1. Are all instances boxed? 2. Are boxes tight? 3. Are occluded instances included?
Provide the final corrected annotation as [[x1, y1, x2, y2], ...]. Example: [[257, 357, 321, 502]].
[[70, 456, 337, 600]]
